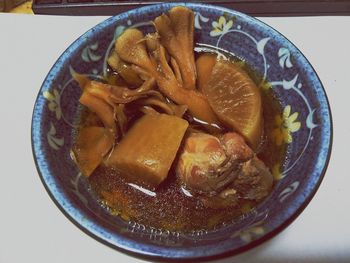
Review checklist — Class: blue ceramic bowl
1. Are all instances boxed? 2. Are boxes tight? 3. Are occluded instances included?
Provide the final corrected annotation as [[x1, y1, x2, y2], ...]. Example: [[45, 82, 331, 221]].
[[31, 3, 332, 261]]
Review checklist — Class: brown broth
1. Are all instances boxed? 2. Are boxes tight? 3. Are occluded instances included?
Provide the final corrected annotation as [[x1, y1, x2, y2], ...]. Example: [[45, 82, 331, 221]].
[[89, 167, 247, 232], [83, 51, 286, 232]]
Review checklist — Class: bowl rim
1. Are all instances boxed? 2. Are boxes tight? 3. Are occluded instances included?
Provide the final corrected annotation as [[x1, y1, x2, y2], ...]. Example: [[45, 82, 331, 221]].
[[31, 2, 333, 261]]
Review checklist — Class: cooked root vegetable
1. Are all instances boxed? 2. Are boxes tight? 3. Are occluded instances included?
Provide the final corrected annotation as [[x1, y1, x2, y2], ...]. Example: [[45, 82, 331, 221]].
[[202, 60, 263, 149], [196, 53, 217, 91], [105, 113, 189, 188], [72, 127, 114, 176]]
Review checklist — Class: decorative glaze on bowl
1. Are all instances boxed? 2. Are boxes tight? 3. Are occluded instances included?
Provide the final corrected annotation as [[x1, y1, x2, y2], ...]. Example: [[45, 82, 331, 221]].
[[31, 3, 332, 260]]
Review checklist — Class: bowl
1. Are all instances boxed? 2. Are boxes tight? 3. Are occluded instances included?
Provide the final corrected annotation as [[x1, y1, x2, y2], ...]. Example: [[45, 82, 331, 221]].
[[31, 3, 332, 261]]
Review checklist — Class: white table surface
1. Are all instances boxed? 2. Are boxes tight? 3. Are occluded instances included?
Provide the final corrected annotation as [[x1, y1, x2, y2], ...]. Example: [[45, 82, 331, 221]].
[[0, 12, 349, 263]]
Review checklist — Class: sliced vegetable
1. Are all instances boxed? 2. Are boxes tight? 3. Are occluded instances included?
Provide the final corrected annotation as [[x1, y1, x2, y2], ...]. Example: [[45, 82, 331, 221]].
[[72, 127, 114, 176], [105, 113, 189, 188], [79, 89, 116, 135], [202, 60, 263, 149], [196, 53, 217, 91]]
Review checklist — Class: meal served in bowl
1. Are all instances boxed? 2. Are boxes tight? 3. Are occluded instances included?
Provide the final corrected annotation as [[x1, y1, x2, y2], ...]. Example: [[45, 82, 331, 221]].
[[71, 6, 285, 232], [32, 2, 331, 259]]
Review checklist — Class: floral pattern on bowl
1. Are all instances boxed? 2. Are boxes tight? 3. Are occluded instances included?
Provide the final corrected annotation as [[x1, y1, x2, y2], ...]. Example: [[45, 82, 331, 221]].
[[31, 3, 332, 260]]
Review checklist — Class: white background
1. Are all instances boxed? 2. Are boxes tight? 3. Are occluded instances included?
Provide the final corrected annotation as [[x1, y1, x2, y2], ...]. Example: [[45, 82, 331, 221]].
[[0, 13, 349, 263]]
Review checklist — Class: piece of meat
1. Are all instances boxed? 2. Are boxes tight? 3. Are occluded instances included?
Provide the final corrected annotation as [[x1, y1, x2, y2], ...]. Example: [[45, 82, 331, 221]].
[[200, 188, 239, 209], [176, 132, 253, 194], [176, 131, 273, 208], [221, 132, 255, 160], [234, 157, 273, 201], [202, 157, 273, 208]]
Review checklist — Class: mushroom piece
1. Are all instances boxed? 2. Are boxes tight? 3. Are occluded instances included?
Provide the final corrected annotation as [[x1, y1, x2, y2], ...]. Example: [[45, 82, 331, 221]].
[[115, 28, 219, 126], [74, 73, 187, 130], [154, 6, 196, 90], [115, 28, 156, 75], [107, 49, 144, 86]]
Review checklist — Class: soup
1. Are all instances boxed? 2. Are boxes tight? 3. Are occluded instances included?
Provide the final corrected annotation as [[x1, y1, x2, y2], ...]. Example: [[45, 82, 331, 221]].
[[71, 6, 285, 232]]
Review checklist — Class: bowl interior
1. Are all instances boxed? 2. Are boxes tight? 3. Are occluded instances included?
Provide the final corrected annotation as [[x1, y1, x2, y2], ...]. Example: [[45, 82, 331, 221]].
[[32, 3, 332, 260]]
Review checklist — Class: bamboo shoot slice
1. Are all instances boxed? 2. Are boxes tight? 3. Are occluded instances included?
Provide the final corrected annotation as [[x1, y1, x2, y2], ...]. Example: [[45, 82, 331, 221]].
[[105, 113, 189, 188]]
